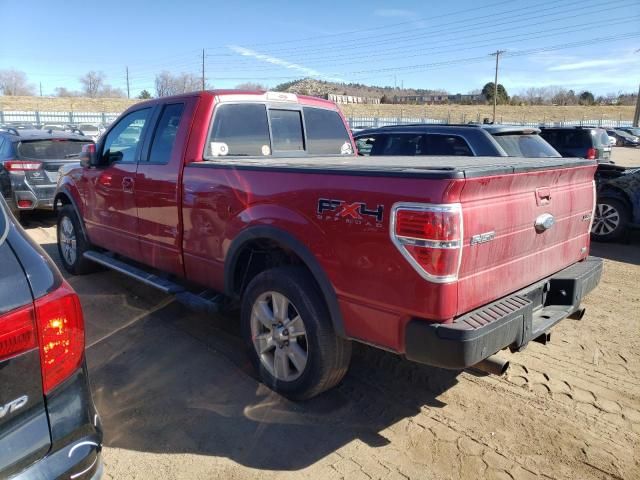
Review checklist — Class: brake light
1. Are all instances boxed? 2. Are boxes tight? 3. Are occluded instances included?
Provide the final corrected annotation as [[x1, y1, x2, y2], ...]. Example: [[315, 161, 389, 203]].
[[390, 203, 463, 283], [3, 160, 42, 171], [34, 283, 85, 394], [0, 304, 37, 362], [586, 148, 596, 160]]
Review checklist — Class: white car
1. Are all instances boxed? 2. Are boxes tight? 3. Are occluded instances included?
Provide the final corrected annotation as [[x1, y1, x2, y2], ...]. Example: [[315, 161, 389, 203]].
[[77, 124, 102, 141], [608, 135, 617, 146]]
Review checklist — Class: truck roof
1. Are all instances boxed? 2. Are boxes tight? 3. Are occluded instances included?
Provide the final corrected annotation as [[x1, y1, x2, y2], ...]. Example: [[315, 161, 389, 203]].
[[196, 155, 594, 179], [132, 89, 339, 110]]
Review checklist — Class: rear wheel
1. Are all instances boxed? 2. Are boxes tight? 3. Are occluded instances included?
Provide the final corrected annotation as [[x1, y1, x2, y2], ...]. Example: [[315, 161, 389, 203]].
[[241, 266, 351, 400], [591, 198, 629, 242], [57, 205, 97, 274]]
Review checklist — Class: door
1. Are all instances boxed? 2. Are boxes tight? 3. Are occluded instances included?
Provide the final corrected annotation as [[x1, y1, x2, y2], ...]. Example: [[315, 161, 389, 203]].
[[135, 101, 192, 276], [83, 108, 153, 259]]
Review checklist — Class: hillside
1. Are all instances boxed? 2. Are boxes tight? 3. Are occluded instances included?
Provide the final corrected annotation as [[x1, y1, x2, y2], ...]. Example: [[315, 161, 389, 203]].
[[274, 78, 446, 98]]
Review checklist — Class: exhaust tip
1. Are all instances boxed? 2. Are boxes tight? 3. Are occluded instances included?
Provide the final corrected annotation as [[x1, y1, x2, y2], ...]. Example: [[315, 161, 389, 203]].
[[471, 355, 510, 376]]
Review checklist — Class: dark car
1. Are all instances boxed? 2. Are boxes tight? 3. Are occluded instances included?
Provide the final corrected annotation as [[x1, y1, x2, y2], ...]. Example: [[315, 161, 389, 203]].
[[591, 164, 640, 241], [539, 126, 612, 163], [0, 128, 93, 219], [606, 129, 640, 147], [354, 124, 560, 158], [0, 197, 102, 478], [619, 127, 640, 138]]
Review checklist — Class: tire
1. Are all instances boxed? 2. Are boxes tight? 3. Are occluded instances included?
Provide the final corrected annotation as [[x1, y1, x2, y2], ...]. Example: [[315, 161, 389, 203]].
[[241, 266, 351, 400], [591, 198, 629, 242], [56, 205, 97, 274]]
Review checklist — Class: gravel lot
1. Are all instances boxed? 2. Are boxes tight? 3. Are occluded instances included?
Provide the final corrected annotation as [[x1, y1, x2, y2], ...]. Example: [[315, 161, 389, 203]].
[[24, 147, 640, 480]]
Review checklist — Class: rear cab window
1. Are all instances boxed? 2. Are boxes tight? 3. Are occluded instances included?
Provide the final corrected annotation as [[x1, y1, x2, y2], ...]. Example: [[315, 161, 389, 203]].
[[204, 102, 353, 159]]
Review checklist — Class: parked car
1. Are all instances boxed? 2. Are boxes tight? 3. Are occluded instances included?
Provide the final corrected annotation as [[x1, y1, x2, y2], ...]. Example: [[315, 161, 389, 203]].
[[55, 90, 601, 400], [0, 196, 102, 479], [0, 128, 93, 219], [592, 164, 640, 241], [354, 124, 561, 158], [539, 126, 612, 162], [607, 135, 617, 146], [77, 124, 102, 142], [619, 127, 640, 137], [40, 124, 67, 132], [606, 129, 640, 147]]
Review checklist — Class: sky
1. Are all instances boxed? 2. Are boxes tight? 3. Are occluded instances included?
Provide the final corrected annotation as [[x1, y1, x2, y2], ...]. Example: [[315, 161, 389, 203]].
[[1, 0, 639, 97]]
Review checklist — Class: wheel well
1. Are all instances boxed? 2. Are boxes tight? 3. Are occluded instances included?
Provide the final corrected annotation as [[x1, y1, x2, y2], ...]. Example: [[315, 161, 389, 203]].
[[54, 192, 71, 212], [231, 238, 311, 296], [599, 187, 632, 212]]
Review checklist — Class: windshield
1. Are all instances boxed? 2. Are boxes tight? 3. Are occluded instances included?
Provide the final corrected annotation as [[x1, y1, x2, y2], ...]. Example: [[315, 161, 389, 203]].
[[17, 139, 88, 160], [624, 128, 640, 136], [492, 134, 561, 158]]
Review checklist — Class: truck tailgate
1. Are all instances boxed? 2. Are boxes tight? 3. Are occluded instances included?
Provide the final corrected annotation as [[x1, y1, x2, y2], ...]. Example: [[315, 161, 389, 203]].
[[456, 164, 596, 316]]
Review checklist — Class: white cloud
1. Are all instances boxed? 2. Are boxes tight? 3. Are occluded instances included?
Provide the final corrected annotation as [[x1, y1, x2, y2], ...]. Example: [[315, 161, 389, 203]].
[[549, 57, 639, 71], [373, 9, 415, 18], [227, 45, 343, 82]]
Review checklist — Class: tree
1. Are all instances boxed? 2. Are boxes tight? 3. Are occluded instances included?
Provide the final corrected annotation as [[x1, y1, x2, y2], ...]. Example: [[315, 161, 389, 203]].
[[481, 82, 509, 104], [138, 89, 152, 99], [579, 90, 595, 106], [155, 71, 201, 97], [235, 82, 267, 91], [99, 85, 125, 98], [0, 69, 36, 96], [79, 71, 105, 98]]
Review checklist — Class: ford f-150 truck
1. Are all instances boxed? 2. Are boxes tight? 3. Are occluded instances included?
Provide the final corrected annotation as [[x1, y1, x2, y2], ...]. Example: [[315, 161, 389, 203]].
[[54, 90, 602, 400]]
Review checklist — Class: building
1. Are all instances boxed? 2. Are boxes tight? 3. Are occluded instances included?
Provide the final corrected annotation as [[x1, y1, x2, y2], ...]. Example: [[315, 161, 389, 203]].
[[325, 93, 381, 105]]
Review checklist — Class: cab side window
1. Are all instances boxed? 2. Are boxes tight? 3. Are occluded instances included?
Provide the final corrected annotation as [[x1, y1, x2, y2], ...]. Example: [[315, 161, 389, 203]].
[[146, 103, 185, 164], [101, 108, 151, 164]]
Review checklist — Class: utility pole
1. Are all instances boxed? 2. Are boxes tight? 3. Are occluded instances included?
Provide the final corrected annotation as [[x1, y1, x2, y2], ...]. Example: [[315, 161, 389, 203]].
[[633, 83, 640, 127], [125, 66, 130, 99], [489, 50, 506, 124], [202, 49, 205, 91], [39, 82, 42, 97]]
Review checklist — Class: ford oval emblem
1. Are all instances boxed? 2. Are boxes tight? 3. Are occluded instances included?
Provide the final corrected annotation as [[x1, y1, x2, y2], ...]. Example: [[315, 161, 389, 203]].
[[534, 213, 555, 233]]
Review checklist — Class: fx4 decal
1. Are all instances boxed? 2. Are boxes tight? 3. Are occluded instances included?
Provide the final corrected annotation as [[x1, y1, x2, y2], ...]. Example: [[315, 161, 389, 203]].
[[317, 198, 384, 227]]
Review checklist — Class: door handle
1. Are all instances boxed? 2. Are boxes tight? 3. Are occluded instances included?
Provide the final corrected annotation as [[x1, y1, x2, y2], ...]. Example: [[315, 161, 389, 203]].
[[122, 177, 134, 193]]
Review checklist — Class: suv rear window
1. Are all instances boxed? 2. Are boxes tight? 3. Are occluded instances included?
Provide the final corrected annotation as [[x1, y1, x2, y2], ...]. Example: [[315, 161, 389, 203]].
[[16, 139, 87, 160], [357, 133, 472, 156], [492, 134, 560, 158], [594, 129, 610, 147]]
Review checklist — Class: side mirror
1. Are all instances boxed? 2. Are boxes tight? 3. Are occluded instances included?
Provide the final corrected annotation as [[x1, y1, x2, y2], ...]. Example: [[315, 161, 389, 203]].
[[79, 143, 99, 168]]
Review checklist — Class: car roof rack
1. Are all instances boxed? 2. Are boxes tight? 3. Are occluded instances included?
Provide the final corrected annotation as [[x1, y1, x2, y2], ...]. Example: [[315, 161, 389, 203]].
[[0, 127, 20, 136]]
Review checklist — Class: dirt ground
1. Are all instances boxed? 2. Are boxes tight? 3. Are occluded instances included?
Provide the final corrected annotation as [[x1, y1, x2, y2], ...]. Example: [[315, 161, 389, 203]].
[[23, 147, 640, 480]]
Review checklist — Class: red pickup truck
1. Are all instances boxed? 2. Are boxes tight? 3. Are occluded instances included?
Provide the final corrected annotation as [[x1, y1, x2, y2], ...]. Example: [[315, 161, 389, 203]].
[[55, 90, 602, 400]]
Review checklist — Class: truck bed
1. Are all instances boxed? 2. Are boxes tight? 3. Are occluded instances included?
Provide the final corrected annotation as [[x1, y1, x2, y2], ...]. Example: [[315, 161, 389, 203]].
[[194, 156, 595, 178]]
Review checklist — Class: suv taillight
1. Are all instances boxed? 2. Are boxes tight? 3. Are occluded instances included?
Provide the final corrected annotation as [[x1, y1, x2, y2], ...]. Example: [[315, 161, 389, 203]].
[[390, 203, 463, 283], [3, 160, 42, 171], [0, 304, 37, 362], [34, 282, 85, 394], [586, 148, 597, 160]]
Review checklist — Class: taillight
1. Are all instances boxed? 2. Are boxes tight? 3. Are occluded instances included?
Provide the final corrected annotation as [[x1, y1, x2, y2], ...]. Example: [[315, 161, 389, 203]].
[[0, 304, 37, 362], [3, 160, 42, 171], [586, 148, 597, 160], [34, 283, 85, 394], [390, 203, 463, 283]]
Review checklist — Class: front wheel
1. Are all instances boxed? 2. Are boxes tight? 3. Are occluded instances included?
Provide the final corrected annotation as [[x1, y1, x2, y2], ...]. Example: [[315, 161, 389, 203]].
[[241, 266, 351, 400], [57, 205, 98, 274], [591, 198, 629, 242]]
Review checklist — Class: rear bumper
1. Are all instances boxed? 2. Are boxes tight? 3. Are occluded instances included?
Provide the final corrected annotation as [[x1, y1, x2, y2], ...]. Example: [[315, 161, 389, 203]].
[[405, 256, 603, 369]]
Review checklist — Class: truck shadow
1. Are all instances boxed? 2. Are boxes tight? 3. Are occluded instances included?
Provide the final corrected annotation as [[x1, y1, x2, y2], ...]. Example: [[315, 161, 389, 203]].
[[85, 299, 459, 471], [36, 238, 460, 470], [590, 232, 640, 266]]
